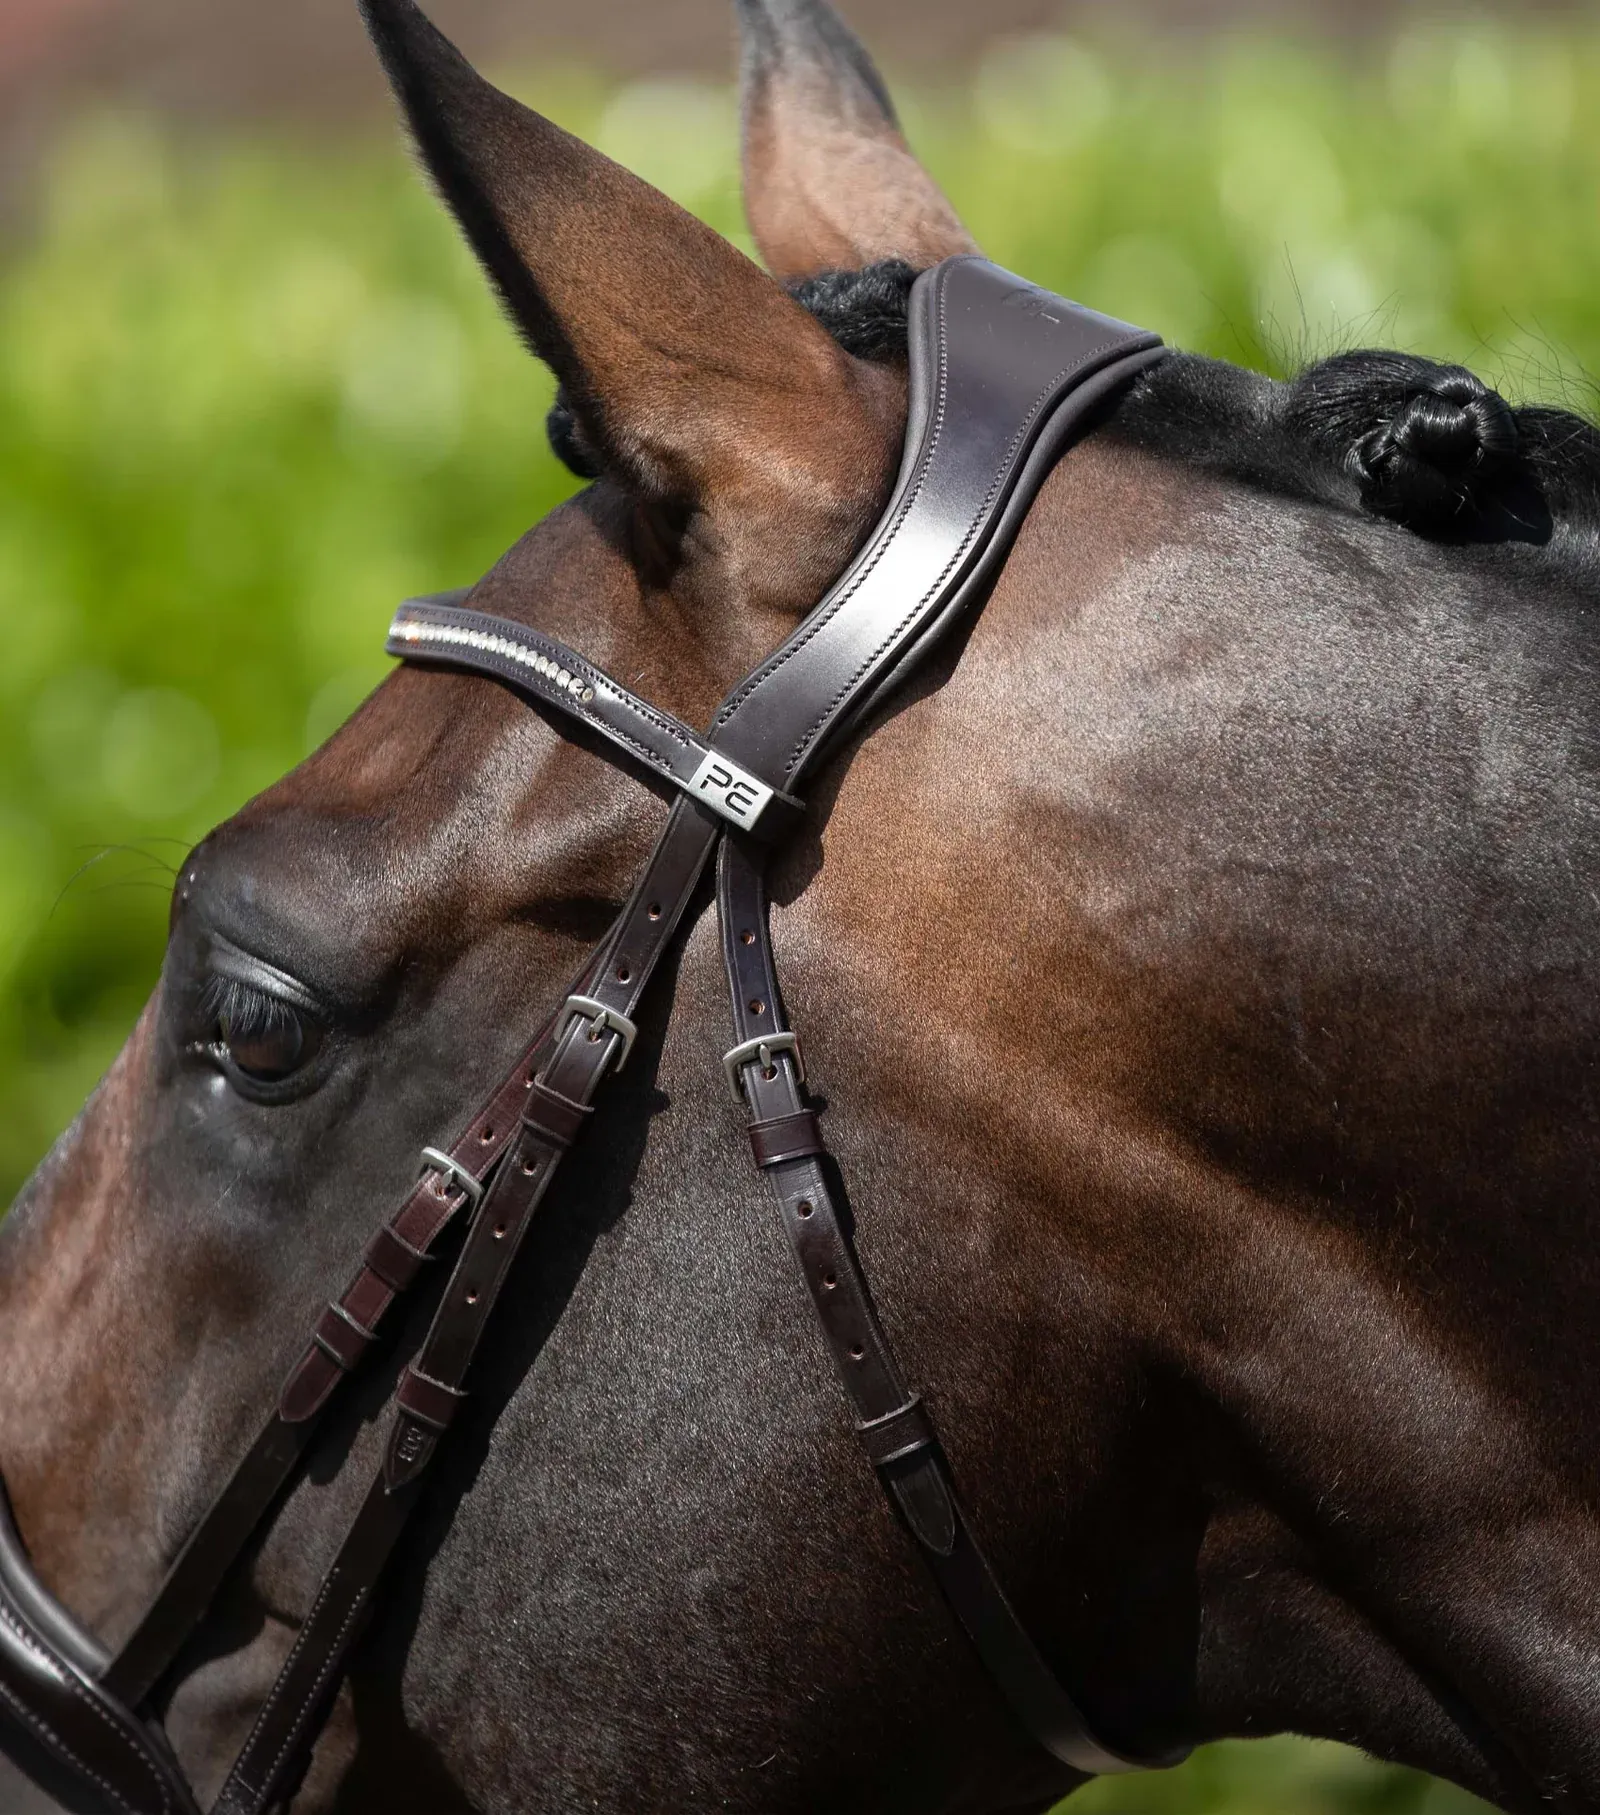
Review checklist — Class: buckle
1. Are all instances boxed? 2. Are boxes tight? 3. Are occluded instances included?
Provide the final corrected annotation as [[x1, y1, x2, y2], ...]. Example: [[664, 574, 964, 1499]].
[[418, 1147, 484, 1210], [559, 995, 639, 1072], [722, 1032, 804, 1105]]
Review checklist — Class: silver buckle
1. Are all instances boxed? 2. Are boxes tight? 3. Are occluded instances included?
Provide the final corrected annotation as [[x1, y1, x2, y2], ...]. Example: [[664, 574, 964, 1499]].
[[560, 995, 639, 1072], [722, 1032, 804, 1105], [418, 1146, 484, 1209]]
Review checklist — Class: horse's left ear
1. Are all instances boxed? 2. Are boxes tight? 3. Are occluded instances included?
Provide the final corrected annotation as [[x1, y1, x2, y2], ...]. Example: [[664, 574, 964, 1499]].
[[735, 0, 978, 282], [360, 0, 903, 608]]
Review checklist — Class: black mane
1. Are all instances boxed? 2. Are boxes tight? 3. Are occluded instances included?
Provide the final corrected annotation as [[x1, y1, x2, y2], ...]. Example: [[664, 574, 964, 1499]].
[[549, 257, 1600, 582], [1107, 350, 1600, 561], [796, 261, 1600, 568]]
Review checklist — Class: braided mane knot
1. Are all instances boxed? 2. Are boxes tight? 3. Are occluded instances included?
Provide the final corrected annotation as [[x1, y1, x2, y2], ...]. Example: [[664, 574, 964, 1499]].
[[1345, 364, 1520, 532]]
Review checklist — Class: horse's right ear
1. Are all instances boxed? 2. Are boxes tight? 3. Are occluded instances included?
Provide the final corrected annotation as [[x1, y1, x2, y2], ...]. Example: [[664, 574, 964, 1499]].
[[735, 0, 977, 282]]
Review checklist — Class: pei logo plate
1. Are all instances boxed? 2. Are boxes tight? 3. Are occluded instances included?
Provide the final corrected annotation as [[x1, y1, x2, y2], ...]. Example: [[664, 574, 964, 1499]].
[[688, 751, 774, 828]]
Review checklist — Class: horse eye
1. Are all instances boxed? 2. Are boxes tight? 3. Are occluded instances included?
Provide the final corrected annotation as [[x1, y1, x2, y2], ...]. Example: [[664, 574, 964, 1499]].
[[218, 1011, 319, 1081], [203, 977, 325, 1085]]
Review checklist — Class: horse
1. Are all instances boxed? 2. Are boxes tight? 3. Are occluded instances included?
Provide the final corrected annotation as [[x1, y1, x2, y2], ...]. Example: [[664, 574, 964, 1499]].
[[4, 0, 1600, 1808]]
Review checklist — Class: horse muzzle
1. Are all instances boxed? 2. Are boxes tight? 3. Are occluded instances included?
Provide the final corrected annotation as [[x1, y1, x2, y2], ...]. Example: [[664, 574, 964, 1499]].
[[0, 1475, 199, 1815]]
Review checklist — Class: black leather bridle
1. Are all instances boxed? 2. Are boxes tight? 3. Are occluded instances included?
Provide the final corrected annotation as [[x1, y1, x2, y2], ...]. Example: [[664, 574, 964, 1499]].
[[0, 256, 1183, 1815]]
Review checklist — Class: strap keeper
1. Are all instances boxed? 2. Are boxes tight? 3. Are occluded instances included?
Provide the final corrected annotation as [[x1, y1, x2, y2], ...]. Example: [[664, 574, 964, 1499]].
[[748, 1109, 825, 1169], [855, 1395, 935, 1469], [312, 1302, 378, 1373], [523, 1079, 592, 1150], [396, 1366, 467, 1435], [363, 1223, 430, 1293]]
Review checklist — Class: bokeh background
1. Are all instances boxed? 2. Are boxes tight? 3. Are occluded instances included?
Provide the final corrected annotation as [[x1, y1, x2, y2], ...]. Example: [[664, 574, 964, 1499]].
[[2, 0, 1594, 1807]]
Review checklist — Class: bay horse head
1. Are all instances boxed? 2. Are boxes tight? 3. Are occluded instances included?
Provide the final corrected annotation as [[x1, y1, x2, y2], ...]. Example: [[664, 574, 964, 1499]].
[[3, 1, 1600, 1811]]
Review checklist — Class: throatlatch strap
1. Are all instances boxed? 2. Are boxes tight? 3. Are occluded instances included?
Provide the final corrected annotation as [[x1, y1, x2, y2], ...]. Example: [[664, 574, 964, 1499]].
[[717, 842, 1181, 1774]]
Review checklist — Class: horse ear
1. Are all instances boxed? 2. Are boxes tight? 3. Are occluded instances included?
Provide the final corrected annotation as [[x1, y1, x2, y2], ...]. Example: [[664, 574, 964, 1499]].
[[735, 0, 978, 282], [358, 0, 899, 597]]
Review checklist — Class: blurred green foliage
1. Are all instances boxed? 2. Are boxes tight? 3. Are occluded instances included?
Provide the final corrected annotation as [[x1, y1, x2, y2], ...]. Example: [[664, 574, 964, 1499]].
[[1, 16, 1591, 1807], [1067, 1736, 1489, 1814]]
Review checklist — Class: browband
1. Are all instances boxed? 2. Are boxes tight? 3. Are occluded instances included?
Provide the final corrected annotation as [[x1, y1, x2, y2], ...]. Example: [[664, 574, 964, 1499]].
[[385, 597, 803, 839], [0, 257, 1178, 1815]]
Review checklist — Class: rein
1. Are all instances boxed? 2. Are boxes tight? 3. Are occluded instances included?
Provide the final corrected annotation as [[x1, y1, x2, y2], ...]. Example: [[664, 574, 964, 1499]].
[[0, 256, 1179, 1814]]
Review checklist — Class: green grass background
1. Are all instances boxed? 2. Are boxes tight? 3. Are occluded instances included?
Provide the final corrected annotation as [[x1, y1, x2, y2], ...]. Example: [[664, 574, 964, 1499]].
[[2, 17, 1591, 1807]]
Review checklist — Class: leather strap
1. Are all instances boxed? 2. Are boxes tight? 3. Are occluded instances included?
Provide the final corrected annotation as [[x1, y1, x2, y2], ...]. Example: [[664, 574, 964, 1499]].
[[206, 249, 1156, 1798], [0, 1482, 200, 1815], [522, 1079, 591, 1149], [102, 931, 635, 1712], [362, 1223, 430, 1294], [375, 258, 1174, 1771], [701, 260, 1177, 1772], [855, 1397, 935, 1469], [101, 1008, 559, 1709], [748, 1109, 825, 1168], [716, 840, 1181, 1774], [711, 258, 1165, 786], [394, 1367, 467, 1434]]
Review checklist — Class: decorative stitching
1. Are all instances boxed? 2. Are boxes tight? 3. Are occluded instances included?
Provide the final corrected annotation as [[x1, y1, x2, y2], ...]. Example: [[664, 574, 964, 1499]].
[[253, 1589, 367, 1807], [218, 1561, 348, 1809], [784, 332, 1115, 774], [0, 1677, 147, 1815], [710, 264, 1139, 784], [710, 264, 955, 733], [0, 1599, 174, 1815]]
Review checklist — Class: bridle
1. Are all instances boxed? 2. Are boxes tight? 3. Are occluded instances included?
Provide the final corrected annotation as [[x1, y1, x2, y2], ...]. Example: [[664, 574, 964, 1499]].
[[0, 256, 1183, 1814]]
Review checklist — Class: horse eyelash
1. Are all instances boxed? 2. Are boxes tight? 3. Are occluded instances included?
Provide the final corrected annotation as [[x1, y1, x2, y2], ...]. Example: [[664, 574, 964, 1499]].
[[198, 973, 305, 1042]]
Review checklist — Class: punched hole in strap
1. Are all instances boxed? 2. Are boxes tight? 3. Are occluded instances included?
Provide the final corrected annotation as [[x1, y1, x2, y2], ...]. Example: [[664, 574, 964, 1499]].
[[312, 1302, 379, 1373], [396, 1365, 467, 1435], [855, 1395, 936, 1469]]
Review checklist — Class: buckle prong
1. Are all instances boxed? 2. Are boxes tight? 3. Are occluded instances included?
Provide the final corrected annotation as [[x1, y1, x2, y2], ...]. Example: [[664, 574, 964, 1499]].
[[722, 1032, 804, 1105], [559, 995, 639, 1072], [418, 1147, 484, 1209]]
